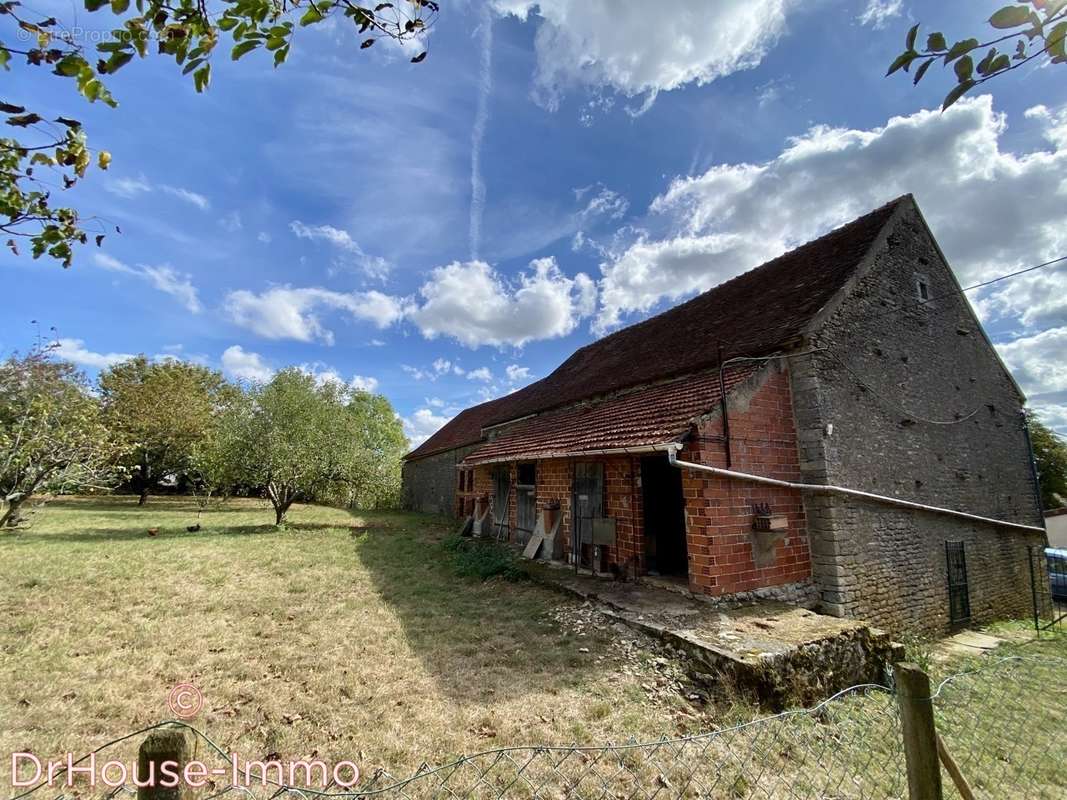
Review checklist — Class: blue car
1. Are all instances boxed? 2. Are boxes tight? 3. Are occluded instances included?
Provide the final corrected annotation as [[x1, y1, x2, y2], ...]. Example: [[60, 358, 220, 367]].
[[1047, 548, 1067, 604]]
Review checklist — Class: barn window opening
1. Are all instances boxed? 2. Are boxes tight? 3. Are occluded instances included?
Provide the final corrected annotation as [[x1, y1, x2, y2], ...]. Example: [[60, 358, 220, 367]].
[[915, 274, 931, 303]]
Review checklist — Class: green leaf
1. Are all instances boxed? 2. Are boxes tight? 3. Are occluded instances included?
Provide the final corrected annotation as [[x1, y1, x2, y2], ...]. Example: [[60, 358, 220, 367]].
[[989, 53, 1010, 73], [84, 0, 108, 10], [886, 50, 917, 75], [942, 79, 975, 111], [273, 44, 289, 67], [104, 50, 133, 73], [231, 39, 259, 60], [926, 32, 947, 52], [976, 47, 997, 75], [989, 5, 1032, 29], [944, 38, 979, 63], [410, 50, 427, 63], [299, 6, 324, 25], [905, 23, 919, 51], [266, 36, 286, 50], [193, 63, 210, 92], [1049, 21, 1067, 58], [217, 15, 239, 31], [360, 37, 374, 48], [954, 54, 973, 82], [0, 48, 9, 71], [110, 0, 128, 13], [913, 57, 935, 85], [54, 54, 86, 76], [181, 56, 204, 74]]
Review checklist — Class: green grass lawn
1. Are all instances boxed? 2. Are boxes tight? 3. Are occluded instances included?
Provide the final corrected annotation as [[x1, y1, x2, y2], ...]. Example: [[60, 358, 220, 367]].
[[1, 495, 1064, 798]]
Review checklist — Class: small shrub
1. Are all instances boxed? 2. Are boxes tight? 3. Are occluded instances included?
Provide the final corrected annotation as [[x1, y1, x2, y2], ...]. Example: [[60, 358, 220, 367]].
[[898, 632, 935, 673], [443, 535, 527, 582]]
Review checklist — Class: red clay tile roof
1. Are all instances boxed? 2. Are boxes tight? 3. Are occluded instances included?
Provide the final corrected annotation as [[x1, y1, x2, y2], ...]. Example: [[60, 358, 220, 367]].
[[463, 367, 757, 464], [404, 196, 905, 461]]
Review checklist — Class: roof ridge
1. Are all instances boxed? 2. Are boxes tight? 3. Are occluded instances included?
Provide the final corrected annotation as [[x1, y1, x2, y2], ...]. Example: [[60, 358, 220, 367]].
[[404, 196, 909, 462]]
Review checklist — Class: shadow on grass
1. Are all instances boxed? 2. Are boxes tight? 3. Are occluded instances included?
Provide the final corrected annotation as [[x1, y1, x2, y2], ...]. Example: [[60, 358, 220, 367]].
[[3, 520, 388, 544], [356, 516, 623, 705]]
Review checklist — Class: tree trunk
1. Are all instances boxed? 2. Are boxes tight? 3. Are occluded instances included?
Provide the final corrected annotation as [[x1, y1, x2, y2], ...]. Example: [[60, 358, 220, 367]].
[[138, 487, 149, 506], [1, 498, 24, 528], [274, 502, 290, 526]]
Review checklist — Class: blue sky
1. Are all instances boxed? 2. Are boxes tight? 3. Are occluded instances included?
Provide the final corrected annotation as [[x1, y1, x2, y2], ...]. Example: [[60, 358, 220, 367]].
[[6, 0, 1067, 442]]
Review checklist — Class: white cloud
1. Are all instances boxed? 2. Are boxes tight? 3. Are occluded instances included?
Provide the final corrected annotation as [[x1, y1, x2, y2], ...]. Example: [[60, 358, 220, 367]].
[[298, 362, 380, 393], [105, 174, 152, 198], [54, 338, 134, 369], [104, 175, 210, 210], [402, 407, 454, 448], [858, 0, 903, 29], [577, 185, 629, 222], [426, 396, 445, 408], [595, 96, 1067, 333], [492, 0, 790, 111], [505, 364, 531, 382], [350, 375, 379, 393], [221, 345, 274, 383], [220, 211, 243, 232], [289, 220, 390, 280], [409, 257, 596, 347], [93, 253, 202, 313], [257, 231, 272, 244], [996, 328, 1067, 399], [1032, 403, 1067, 436], [467, 366, 493, 382], [432, 358, 453, 375], [160, 185, 210, 210], [226, 286, 408, 344]]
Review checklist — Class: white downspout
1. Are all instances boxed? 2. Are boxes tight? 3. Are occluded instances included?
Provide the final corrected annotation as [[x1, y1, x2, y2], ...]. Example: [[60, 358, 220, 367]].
[[667, 449, 1044, 534]]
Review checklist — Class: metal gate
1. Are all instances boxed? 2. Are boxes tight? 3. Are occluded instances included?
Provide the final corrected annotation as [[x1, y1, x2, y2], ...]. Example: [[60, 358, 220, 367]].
[[572, 463, 604, 571], [946, 540, 971, 628], [1030, 545, 1067, 631]]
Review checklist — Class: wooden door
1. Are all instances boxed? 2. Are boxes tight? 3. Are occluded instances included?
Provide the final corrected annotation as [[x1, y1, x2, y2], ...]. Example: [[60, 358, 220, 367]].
[[492, 465, 511, 539], [572, 463, 604, 569]]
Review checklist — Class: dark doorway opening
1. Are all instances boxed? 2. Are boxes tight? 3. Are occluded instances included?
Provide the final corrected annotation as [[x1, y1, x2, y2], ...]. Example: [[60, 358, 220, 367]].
[[641, 455, 688, 577]]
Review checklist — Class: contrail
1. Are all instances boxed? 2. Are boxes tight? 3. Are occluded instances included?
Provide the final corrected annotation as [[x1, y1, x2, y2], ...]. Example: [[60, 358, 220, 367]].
[[469, 3, 493, 261]]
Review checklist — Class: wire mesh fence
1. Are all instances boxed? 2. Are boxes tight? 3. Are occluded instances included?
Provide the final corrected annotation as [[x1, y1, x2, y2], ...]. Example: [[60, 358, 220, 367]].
[[7, 655, 1065, 800], [933, 655, 1067, 799]]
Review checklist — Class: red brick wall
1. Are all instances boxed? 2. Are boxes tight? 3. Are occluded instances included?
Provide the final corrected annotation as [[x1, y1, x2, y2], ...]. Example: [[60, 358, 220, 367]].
[[680, 365, 812, 596], [464, 364, 811, 598]]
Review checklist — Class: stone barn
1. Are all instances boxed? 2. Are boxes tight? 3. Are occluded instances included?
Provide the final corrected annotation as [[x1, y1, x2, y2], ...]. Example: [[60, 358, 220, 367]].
[[402, 196, 1047, 634]]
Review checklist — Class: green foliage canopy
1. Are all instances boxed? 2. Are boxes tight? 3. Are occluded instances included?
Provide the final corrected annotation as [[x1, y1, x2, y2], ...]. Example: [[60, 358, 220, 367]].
[[0, 346, 122, 526], [1028, 411, 1067, 510], [215, 368, 407, 525], [99, 355, 234, 504]]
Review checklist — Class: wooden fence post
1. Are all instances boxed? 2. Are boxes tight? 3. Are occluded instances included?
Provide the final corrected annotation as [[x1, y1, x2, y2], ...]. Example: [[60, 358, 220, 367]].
[[894, 662, 943, 800], [138, 725, 196, 800]]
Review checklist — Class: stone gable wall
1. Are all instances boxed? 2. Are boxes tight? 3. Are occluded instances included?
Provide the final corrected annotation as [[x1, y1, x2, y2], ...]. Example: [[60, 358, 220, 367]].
[[789, 203, 1046, 633]]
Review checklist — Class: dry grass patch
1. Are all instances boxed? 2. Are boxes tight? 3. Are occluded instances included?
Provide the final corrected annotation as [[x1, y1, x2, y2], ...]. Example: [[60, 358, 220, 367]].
[[0, 496, 715, 783]]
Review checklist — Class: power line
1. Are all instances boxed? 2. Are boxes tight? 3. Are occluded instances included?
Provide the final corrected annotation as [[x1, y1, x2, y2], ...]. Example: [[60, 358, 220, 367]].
[[960, 254, 1067, 293]]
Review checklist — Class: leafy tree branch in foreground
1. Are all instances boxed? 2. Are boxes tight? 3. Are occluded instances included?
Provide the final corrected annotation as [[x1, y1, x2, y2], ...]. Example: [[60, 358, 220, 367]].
[[1, 0, 436, 266], [889, 1, 1067, 110]]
